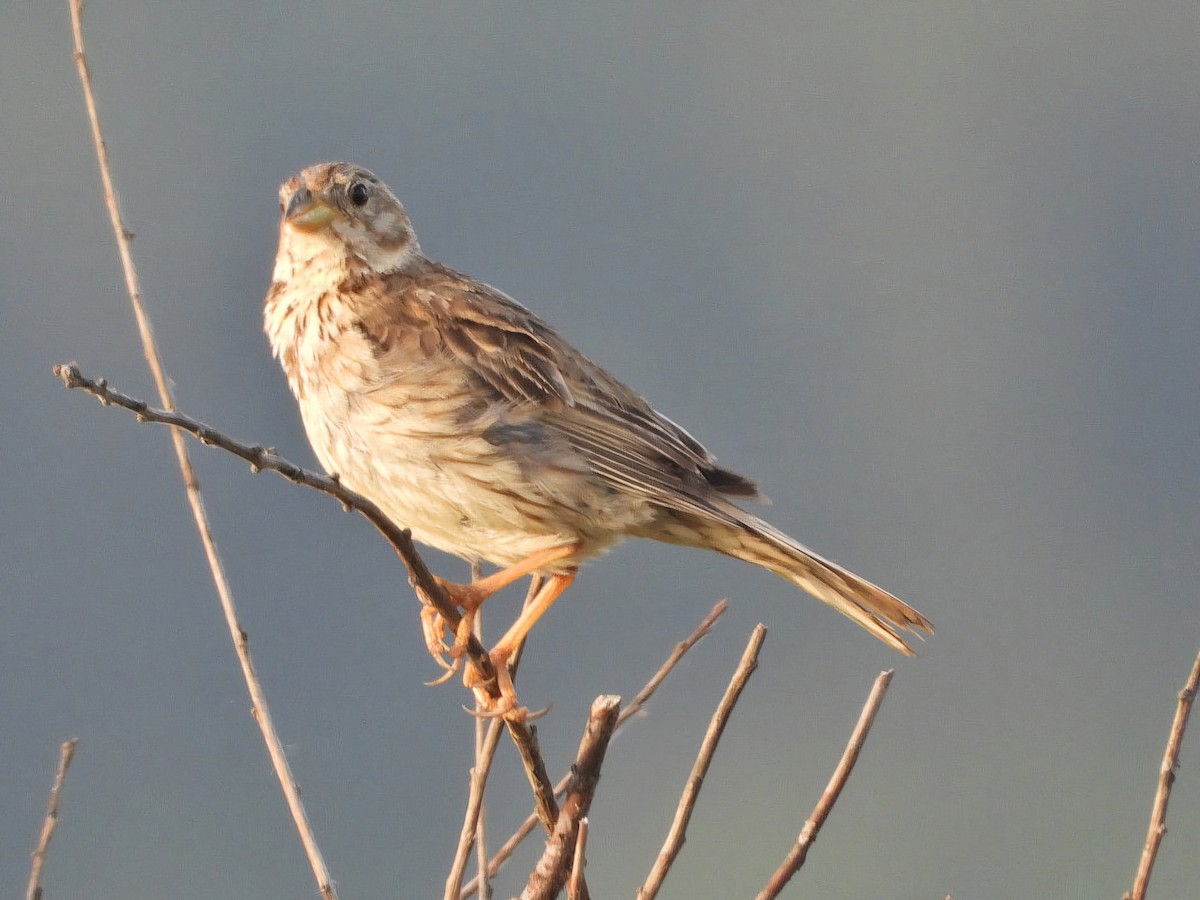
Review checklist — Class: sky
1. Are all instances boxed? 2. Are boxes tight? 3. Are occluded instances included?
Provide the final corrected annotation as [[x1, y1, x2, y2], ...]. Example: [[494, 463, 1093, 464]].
[[4, 3, 1199, 898]]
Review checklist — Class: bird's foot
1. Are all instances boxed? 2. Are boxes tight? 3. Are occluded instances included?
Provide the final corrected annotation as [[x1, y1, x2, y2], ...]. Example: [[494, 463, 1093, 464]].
[[463, 646, 527, 720], [419, 574, 490, 674]]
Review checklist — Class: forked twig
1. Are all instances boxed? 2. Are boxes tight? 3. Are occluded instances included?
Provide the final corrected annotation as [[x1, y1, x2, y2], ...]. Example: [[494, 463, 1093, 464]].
[[637, 624, 768, 900], [522, 696, 621, 900], [26, 739, 78, 900], [1124, 641, 1200, 900], [755, 669, 894, 900], [66, 4, 338, 896], [460, 600, 727, 897]]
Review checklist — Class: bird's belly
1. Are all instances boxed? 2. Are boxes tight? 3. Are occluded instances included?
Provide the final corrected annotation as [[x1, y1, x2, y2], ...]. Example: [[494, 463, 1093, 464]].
[[297, 387, 634, 568]]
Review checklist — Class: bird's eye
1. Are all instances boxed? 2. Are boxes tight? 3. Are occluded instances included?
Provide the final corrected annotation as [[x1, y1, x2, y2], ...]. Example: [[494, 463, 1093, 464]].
[[348, 181, 370, 207]]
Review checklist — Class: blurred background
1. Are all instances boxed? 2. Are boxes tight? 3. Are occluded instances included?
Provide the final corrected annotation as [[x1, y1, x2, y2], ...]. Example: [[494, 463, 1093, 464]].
[[4, 3, 1199, 897]]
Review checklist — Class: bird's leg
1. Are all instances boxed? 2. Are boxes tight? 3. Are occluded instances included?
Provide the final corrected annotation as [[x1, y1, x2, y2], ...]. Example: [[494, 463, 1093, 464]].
[[421, 543, 578, 666], [465, 570, 576, 716]]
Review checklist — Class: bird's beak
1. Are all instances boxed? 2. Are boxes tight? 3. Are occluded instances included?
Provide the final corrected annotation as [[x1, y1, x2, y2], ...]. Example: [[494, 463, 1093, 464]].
[[284, 187, 337, 232]]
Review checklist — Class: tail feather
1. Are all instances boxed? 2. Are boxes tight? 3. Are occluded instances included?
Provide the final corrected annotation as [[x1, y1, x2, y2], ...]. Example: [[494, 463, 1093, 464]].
[[650, 511, 933, 655]]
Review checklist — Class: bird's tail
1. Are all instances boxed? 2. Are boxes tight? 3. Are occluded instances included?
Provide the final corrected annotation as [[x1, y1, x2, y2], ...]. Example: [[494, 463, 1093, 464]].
[[653, 511, 933, 655]]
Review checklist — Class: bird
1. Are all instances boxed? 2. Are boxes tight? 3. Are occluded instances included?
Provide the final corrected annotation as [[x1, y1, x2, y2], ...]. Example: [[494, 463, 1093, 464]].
[[264, 161, 932, 712]]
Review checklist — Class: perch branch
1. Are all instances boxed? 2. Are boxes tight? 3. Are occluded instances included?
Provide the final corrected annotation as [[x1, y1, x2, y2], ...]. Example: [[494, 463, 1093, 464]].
[[522, 696, 621, 900], [54, 364, 564, 848], [637, 623, 767, 900], [66, 4, 338, 895], [26, 739, 78, 900], [755, 669, 894, 900], [1124, 641, 1200, 900], [53, 362, 493, 682], [460, 600, 727, 897]]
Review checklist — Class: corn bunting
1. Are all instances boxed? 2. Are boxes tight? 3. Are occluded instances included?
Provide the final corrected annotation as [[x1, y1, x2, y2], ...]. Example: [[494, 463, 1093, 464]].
[[265, 162, 932, 711]]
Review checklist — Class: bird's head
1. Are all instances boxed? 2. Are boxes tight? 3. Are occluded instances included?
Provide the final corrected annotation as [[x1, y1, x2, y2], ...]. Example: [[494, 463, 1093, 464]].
[[277, 162, 419, 274]]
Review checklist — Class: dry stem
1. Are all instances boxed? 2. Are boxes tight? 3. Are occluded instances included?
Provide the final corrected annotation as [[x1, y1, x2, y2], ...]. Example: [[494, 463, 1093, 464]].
[[470, 590, 494, 900], [568, 819, 589, 900], [26, 739, 78, 900], [755, 669, 894, 900], [521, 697, 621, 900], [637, 623, 767, 900], [446, 718, 506, 900], [66, 4, 338, 895], [1124, 642, 1200, 900]]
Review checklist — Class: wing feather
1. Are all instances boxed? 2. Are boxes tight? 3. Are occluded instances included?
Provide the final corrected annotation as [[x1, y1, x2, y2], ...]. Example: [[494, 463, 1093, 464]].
[[361, 261, 762, 508]]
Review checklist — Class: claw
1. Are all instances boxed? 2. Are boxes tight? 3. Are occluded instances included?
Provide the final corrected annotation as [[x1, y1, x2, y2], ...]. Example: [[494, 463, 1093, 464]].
[[462, 701, 518, 720], [424, 657, 462, 687], [461, 646, 531, 718]]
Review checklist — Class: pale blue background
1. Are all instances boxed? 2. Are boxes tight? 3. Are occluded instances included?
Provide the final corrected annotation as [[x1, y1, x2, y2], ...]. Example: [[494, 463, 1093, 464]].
[[4, 3, 1199, 897]]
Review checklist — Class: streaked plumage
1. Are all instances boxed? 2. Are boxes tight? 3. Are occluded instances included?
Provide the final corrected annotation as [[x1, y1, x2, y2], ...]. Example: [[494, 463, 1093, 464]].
[[265, 162, 932, 671]]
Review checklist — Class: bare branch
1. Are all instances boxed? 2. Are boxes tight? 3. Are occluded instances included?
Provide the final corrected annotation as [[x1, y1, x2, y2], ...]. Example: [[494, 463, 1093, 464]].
[[66, 3, 338, 895], [637, 624, 768, 900], [461, 600, 727, 897], [1124, 642, 1200, 900], [471, 593, 494, 900], [510, 718, 561, 835], [620, 600, 728, 730], [26, 739, 78, 900], [568, 819, 589, 900], [446, 718, 506, 900], [755, 669, 894, 900], [445, 593, 503, 900], [522, 696, 621, 900]]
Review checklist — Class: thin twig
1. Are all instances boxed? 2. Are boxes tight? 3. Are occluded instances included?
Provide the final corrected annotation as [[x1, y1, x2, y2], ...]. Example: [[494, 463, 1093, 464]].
[[637, 624, 767, 900], [620, 600, 728, 732], [510, 719, 561, 834], [66, 5, 339, 896], [444, 587, 500, 900], [755, 669, 894, 900], [471, 581, 494, 900], [522, 696, 621, 900], [568, 818, 589, 900], [474, 731, 494, 900], [461, 600, 727, 898], [26, 739, 78, 900], [446, 718, 505, 900], [1124, 642, 1200, 900]]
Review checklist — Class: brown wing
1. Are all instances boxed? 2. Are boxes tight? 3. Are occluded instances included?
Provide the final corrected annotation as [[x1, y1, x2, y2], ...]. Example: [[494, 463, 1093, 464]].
[[363, 260, 763, 509]]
